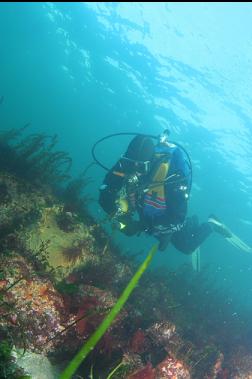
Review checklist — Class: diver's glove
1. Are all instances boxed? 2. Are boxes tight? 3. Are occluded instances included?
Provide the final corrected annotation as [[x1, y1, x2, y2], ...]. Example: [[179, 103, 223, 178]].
[[158, 232, 172, 251], [123, 220, 142, 236], [151, 224, 181, 251]]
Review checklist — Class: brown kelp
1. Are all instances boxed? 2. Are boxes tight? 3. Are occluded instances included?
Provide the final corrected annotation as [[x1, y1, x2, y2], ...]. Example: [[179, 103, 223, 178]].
[[0, 125, 72, 187], [56, 174, 93, 222]]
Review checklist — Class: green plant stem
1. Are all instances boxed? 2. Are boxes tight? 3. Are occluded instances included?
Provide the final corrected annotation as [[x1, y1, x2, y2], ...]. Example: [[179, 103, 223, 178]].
[[60, 243, 158, 379], [106, 361, 124, 379], [89, 365, 94, 379]]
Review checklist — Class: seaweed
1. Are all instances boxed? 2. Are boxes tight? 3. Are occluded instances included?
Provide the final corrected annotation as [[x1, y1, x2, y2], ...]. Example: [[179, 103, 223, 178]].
[[0, 126, 72, 187], [89, 360, 125, 379], [0, 338, 26, 379], [56, 173, 93, 223]]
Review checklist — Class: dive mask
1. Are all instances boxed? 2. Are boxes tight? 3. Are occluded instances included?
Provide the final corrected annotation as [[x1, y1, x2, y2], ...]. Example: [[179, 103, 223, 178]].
[[119, 155, 151, 175]]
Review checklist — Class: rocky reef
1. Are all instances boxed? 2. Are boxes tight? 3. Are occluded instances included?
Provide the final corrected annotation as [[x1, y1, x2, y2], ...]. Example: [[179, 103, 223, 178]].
[[1, 126, 252, 379]]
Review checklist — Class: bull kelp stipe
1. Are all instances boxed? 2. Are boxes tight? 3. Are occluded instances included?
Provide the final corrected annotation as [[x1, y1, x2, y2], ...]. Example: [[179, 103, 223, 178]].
[[60, 243, 159, 379]]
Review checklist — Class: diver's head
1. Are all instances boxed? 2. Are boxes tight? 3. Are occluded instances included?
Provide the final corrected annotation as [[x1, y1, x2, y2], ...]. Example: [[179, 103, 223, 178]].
[[120, 135, 154, 175]]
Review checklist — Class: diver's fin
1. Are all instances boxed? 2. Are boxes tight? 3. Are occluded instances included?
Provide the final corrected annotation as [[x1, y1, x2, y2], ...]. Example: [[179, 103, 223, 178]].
[[226, 232, 252, 254], [191, 247, 201, 272], [208, 215, 252, 254], [208, 215, 232, 238]]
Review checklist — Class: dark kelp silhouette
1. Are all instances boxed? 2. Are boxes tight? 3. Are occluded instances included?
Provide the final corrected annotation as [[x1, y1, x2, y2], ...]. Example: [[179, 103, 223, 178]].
[[0, 125, 72, 187]]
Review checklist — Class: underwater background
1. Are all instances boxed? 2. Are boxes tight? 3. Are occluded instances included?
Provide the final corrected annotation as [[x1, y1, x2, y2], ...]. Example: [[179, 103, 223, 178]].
[[1, 2, 252, 377]]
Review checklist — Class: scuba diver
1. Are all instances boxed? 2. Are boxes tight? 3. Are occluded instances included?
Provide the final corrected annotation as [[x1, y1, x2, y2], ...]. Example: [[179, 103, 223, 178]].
[[97, 130, 235, 254]]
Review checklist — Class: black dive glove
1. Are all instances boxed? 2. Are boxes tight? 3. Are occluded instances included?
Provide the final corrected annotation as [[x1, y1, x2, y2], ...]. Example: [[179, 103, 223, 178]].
[[157, 232, 173, 251], [151, 224, 182, 251]]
